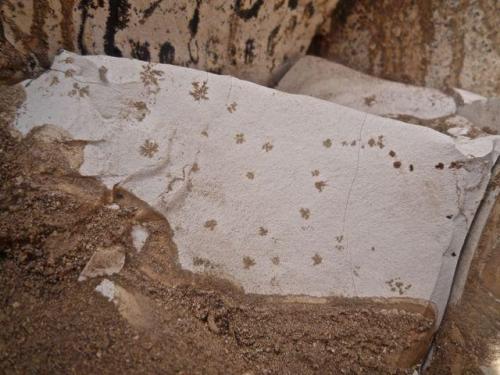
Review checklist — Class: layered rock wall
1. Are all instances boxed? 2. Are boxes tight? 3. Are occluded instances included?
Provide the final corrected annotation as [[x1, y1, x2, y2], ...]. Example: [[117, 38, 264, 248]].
[[0, 0, 338, 85]]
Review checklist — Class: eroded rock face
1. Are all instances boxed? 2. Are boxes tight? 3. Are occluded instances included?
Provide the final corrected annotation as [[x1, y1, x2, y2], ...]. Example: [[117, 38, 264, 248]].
[[0, 0, 338, 85], [13, 52, 500, 320], [316, 0, 500, 97]]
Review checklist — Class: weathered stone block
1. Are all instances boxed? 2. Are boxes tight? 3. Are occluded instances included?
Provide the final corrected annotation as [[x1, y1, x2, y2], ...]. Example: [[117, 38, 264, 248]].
[[14, 52, 500, 322]]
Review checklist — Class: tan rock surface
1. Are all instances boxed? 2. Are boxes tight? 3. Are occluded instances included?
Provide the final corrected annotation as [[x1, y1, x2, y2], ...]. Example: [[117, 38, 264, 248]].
[[315, 0, 500, 97], [0, 0, 338, 85]]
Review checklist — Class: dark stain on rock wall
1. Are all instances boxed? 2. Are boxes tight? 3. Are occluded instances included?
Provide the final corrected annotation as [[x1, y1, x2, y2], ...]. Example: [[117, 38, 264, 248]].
[[267, 25, 281, 56], [78, 0, 103, 55], [142, 0, 164, 22], [188, 39, 199, 64], [30, 0, 50, 66], [104, 0, 131, 57], [244, 39, 256, 64], [159, 41, 175, 64], [304, 2, 315, 18], [60, 0, 76, 52], [78, 0, 91, 54], [130, 40, 151, 61], [331, 0, 357, 25], [234, 0, 264, 20], [189, 0, 201, 37]]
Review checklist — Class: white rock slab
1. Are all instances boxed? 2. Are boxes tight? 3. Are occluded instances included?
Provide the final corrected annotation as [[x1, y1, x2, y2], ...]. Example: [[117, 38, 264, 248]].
[[15, 52, 500, 319]]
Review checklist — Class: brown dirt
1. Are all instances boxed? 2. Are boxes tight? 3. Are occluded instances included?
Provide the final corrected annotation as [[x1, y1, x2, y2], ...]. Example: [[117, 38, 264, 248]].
[[0, 83, 438, 374]]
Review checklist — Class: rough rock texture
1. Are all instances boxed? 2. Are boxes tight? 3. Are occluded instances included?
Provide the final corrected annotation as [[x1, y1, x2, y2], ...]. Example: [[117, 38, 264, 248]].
[[0, 0, 338, 85], [13, 52, 500, 322], [314, 0, 500, 97], [277, 56, 497, 138]]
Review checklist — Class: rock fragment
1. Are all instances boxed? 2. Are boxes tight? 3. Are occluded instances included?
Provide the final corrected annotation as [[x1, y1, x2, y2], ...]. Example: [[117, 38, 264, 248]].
[[78, 245, 125, 281], [131, 225, 149, 253]]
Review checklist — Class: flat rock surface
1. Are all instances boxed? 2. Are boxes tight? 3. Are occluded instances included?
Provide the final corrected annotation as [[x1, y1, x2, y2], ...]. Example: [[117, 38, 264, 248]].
[[14, 52, 500, 318]]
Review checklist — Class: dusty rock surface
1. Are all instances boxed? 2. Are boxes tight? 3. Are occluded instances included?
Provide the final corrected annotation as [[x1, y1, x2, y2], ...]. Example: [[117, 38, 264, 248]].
[[0, 0, 338, 86], [0, 83, 436, 374], [314, 0, 500, 97]]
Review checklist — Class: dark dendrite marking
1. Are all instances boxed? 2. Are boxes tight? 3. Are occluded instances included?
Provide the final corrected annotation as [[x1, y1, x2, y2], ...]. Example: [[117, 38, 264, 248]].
[[315, 181, 327, 192], [243, 256, 256, 269], [204, 219, 217, 231], [235, 133, 245, 144], [190, 81, 209, 101], [262, 142, 273, 152], [300, 208, 310, 219], [312, 253, 322, 265]]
